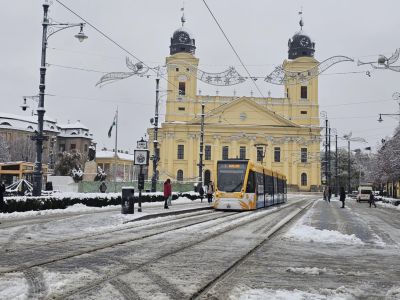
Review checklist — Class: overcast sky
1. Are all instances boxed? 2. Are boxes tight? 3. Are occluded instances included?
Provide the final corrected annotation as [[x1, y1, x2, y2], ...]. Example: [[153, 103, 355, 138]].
[[1, 0, 400, 153]]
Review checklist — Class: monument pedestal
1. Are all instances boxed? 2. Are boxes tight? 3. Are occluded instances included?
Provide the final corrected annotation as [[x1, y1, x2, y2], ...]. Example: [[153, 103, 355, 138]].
[[83, 161, 97, 181]]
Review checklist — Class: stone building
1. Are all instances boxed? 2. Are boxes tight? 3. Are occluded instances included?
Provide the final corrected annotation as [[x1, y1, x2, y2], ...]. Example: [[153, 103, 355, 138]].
[[148, 18, 322, 191]]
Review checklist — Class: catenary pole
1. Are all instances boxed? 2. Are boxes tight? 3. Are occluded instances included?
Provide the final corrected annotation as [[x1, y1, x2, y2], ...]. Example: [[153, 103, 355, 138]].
[[335, 134, 338, 197], [325, 119, 328, 188], [114, 108, 118, 192], [151, 78, 160, 192], [198, 102, 205, 186]]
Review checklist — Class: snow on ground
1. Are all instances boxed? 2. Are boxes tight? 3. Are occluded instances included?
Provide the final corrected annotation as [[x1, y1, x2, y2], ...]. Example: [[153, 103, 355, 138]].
[[377, 201, 400, 210], [0, 196, 201, 220], [286, 267, 327, 275], [228, 285, 363, 300], [285, 224, 364, 245], [0, 272, 28, 300]]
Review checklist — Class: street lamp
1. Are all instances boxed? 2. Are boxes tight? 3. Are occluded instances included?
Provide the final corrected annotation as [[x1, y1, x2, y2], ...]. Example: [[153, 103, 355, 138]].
[[377, 92, 400, 125], [31, 1, 87, 196]]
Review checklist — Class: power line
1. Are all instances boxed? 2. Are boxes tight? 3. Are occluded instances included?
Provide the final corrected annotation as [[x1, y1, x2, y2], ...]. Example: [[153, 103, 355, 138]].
[[201, 0, 264, 98]]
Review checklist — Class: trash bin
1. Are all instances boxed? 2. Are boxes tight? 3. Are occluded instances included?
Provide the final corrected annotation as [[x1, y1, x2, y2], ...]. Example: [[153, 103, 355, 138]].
[[121, 187, 135, 214], [45, 181, 53, 191]]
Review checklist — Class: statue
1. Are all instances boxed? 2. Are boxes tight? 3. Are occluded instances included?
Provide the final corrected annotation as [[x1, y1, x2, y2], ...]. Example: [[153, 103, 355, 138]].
[[71, 167, 84, 183], [88, 144, 96, 161], [94, 166, 107, 182]]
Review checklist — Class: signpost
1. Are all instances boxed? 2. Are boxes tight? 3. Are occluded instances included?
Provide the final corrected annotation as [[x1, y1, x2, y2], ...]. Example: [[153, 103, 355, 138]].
[[134, 138, 149, 212]]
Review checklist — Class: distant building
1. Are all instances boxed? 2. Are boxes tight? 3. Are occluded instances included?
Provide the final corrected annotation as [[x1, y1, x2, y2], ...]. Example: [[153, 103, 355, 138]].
[[0, 112, 93, 167], [95, 150, 136, 182]]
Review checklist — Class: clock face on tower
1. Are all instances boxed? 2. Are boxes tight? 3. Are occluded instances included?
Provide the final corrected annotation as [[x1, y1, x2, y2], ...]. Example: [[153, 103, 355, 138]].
[[299, 37, 310, 47], [178, 32, 189, 43]]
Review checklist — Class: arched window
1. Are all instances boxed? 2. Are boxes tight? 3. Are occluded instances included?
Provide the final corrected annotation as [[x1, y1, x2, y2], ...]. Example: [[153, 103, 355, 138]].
[[301, 173, 307, 186], [27, 126, 33, 130], [177, 170, 183, 181], [71, 131, 77, 135], [204, 170, 211, 185], [0, 122, 11, 126]]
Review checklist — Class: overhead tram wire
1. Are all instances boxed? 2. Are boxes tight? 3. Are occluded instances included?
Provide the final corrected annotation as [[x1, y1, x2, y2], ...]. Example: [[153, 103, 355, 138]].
[[54, 0, 178, 89], [201, 0, 265, 98]]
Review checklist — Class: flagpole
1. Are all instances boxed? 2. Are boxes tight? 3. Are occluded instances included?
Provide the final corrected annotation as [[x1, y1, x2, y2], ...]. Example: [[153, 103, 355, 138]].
[[114, 107, 118, 192]]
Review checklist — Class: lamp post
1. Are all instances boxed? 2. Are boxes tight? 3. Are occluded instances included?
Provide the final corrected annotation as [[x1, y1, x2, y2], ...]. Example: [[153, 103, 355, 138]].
[[32, 1, 87, 196], [197, 101, 205, 187], [151, 78, 160, 192], [320, 111, 328, 187], [254, 143, 267, 165], [331, 128, 338, 197]]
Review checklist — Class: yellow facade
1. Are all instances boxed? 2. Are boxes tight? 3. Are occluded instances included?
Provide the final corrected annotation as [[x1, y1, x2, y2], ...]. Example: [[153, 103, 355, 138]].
[[147, 31, 321, 191]]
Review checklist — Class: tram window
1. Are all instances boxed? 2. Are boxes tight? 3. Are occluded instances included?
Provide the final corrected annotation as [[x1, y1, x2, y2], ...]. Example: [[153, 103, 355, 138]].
[[265, 174, 274, 194], [217, 162, 247, 192], [256, 172, 264, 194], [246, 171, 256, 193]]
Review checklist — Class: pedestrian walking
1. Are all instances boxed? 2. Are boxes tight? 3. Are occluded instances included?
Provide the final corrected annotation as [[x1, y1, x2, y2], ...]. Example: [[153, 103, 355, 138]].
[[99, 181, 107, 193], [339, 186, 346, 208], [163, 178, 172, 209], [197, 182, 204, 203], [0, 181, 6, 213], [323, 187, 327, 201], [206, 181, 214, 204], [369, 192, 377, 208], [328, 186, 332, 203]]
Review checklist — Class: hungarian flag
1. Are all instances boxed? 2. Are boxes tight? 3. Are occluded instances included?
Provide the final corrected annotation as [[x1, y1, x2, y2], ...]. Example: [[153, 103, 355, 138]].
[[108, 113, 117, 138]]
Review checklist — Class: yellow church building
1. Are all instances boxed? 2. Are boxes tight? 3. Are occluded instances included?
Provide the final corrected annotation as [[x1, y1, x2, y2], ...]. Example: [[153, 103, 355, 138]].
[[148, 18, 322, 192]]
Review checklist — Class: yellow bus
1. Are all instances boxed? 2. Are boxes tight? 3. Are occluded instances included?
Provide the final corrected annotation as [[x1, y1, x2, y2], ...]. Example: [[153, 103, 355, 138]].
[[214, 159, 287, 210]]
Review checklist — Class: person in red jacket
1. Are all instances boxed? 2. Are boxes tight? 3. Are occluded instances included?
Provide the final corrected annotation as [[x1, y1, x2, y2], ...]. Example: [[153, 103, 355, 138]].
[[163, 178, 172, 209]]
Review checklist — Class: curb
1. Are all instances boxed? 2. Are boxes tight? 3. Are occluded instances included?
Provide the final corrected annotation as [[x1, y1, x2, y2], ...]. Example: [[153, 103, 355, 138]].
[[123, 206, 213, 223]]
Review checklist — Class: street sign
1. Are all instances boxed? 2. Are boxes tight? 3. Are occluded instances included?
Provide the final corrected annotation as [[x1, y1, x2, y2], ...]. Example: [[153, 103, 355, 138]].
[[134, 149, 149, 166]]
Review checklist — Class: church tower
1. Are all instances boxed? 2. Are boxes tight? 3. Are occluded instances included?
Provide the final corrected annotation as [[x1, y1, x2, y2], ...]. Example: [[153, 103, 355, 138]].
[[283, 16, 319, 128], [165, 13, 199, 123]]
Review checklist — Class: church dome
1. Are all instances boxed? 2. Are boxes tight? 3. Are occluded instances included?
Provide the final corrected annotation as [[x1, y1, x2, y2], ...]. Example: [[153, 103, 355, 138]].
[[288, 20, 315, 60], [170, 15, 196, 55]]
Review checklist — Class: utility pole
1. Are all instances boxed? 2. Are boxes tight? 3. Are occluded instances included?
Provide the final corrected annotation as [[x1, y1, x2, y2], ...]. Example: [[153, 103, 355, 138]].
[[198, 102, 205, 186], [347, 140, 351, 193], [325, 119, 328, 188], [151, 78, 160, 192], [328, 127, 331, 189], [335, 133, 338, 197]]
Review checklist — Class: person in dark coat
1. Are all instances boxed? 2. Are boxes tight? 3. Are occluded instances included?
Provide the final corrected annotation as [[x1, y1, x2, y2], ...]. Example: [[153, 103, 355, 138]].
[[339, 187, 346, 208], [328, 186, 332, 202], [369, 192, 377, 208], [99, 181, 107, 193], [0, 181, 6, 213], [197, 182, 204, 203], [163, 178, 172, 209]]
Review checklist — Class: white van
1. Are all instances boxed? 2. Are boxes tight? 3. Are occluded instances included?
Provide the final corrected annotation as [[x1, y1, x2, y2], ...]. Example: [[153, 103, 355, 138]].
[[357, 186, 372, 202]]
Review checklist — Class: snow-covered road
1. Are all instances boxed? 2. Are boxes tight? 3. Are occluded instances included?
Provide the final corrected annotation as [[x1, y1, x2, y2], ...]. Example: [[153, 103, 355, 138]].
[[0, 194, 399, 299]]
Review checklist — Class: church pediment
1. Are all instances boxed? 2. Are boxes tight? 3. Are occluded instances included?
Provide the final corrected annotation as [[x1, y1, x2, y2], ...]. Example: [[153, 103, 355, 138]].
[[191, 97, 298, 127]]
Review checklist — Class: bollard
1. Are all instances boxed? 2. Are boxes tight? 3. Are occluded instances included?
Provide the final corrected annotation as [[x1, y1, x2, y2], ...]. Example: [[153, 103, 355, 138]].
[[121, 187, 135, 214]]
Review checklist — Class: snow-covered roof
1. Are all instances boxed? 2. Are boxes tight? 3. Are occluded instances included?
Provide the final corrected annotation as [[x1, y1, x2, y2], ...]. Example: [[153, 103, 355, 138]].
[[58, 121, 89, 130], [0, 112, 59, 133], [96, 150, 134, 161]]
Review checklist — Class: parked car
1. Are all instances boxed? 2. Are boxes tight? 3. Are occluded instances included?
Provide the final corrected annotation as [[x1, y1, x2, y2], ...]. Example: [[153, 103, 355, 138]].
[[373, 191, 383, 201]]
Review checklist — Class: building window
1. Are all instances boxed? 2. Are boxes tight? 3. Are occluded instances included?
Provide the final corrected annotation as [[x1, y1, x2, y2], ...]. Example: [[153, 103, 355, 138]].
[[70, 144, 76, 150], [301, 173, 307, 186], [300, 110, 308, 115], [205, 145, 211, 160], [178, 107, 185, 111], [301, 86, 307, 99], [204, 170, 211, 185], [239, 146, 246, 159], [176, 68, 179, 72], [177, 144, 184, 159], [301, 148, 307, 163], [222, 146, 229, 160], [256, 147, 264, 162], [177, 170, 183, 181], [286, 88, 289, 99], [179, 82, 186, 96], [84, 144, 88, 152], [59, 144, 65, 152], [274, 147, 281, 162]]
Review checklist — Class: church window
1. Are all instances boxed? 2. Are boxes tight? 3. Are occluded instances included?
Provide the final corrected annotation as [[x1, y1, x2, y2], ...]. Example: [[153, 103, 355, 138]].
[[205, 145, 211, 160], [301, 173, 307, 186], [256, 147, 264, 162], [179, 82, 186, 95], [177, 170, 183, 181], [222, 146, 229, 160], [176, 68, 179, 72], [301, 148, 307, 163], [301, 111, 307, 115], [301, 86, 307, 99], [177, 144, 184, 159], [239, 146, 246, 159], [186, 68, 190, 71], [274, 147, 281, 162], [178, 107, 185, 111]]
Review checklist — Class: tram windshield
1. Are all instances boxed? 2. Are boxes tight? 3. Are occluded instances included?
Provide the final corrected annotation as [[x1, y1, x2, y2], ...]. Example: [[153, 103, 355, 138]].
[[217, 161, 248, 192]]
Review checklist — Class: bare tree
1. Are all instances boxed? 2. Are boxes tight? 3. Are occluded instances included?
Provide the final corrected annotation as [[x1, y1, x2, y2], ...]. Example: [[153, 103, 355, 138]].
[[0, 136, 11, 162], [8, 135, 36, 162]]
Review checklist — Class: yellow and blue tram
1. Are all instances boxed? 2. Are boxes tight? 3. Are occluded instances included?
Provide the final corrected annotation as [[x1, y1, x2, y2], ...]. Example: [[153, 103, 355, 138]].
[[214, 159, 287, 210]]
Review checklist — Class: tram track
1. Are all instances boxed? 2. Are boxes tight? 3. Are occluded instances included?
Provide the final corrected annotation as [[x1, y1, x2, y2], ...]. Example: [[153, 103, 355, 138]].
[[190, 200, 314, 299], [47, 198, 314, 299]]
